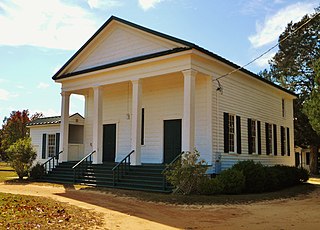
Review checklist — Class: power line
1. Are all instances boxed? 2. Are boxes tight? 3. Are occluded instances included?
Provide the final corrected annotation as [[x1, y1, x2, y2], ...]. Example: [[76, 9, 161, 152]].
[[215, 11, 320, 82]]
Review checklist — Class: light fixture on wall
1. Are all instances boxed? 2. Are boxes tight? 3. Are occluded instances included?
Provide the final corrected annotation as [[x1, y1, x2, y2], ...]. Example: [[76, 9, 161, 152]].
[[126, 113, 130, 120]]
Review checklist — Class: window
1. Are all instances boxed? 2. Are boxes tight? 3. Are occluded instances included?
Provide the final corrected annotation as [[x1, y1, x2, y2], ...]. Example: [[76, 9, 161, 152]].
[[282, 99, 285, 118], [248, 119, 259, 154], [265, 123, 273, 155], [281, 126, 286, 156], [47, 134, 56, 157], [306, 152, 310, 165], [141, 108, 145, 145], [229, 114, 235, 152], [224, 113, 241, 154], [251, 120, 256, 153], [42, 133, 60, 159]]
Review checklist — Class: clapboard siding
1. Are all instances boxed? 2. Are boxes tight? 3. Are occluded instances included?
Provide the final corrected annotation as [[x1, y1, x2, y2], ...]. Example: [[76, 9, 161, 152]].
[[82, 73, 210, 163], [75, 27, 178, 72], [212, 72, 294, 170], [29, 125, 60, 163]]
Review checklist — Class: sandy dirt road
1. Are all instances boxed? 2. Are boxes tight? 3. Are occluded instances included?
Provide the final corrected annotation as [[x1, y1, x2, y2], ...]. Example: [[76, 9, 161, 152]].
[[0, 182, 320, 230]]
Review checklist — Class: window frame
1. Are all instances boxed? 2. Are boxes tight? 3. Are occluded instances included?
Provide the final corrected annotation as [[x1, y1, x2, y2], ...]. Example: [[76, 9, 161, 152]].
[[47, 133, 56, 158], [228, 114, 236, 153]]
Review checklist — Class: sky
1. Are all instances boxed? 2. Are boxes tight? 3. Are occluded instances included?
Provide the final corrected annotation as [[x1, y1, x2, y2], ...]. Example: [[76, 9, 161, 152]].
[[0, 0, 318, 121]]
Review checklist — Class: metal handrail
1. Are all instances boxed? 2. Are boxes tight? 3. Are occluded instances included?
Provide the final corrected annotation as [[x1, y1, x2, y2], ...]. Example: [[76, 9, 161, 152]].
[[42, 151, 63, 173], [161, 152, 184, 190], [112, 150, 134, 186], [72, 150, 96, 183]]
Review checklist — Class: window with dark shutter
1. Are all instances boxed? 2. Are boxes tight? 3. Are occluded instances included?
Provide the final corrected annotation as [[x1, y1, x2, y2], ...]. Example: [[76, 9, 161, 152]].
[[248, 118, 252, 154], [55, 133, 60, 158], [273, 124, 277, 156], [257, 121, 261, 155], [265, 123, 270, 155], [223, 112, 229, 153], [42, 133, 47, 159], [287, 128, 290, 156], [280, 126, 285, 156], [236, 116, 241, 154]]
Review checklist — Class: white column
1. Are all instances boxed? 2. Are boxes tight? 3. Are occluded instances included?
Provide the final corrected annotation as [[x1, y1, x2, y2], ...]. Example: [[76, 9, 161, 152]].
[[182, 69, 197, 152], [131, 79, 142, 165], [92, 86, 103, 164], [59, 91, 70, 162]]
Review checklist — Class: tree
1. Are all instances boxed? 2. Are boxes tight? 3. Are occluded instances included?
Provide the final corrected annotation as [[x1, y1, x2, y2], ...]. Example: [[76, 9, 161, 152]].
[[0, 110, 30, 161], [6, 137, 36, 179], [261, 7, 320, 174]]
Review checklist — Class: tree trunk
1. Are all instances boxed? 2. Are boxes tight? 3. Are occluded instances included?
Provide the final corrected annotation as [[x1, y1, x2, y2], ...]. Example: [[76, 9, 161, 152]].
[[310, 145, 319, 175]]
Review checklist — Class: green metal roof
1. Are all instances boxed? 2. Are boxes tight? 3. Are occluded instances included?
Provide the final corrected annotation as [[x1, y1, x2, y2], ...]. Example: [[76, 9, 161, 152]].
[[26, 113, 84, 127]]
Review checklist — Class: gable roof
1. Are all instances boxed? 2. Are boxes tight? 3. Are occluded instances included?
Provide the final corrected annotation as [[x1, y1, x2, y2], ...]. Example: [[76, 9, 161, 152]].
[[52, 16, 296, 97], [27, 113, 84, 127]]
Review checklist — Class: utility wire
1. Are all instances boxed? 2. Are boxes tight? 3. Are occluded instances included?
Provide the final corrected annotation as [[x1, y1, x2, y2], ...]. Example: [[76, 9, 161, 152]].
[[215, 11, 320, 81]]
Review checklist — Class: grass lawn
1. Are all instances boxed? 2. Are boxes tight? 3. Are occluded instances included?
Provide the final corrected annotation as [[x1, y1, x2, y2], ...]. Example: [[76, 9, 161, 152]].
[[0, 192, 103, 229], [0, 162, 17, 182]]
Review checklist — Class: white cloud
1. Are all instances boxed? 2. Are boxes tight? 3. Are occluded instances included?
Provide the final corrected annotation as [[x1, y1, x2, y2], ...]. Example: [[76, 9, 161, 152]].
[[37, 82, 50, 89], [0, 0, 98, 50], [31, 108, 59, 117], [0, 89, 10, 100], [139, 0, 162, 11], [87, 0, 123, 9], [249, 2, 316, 48]]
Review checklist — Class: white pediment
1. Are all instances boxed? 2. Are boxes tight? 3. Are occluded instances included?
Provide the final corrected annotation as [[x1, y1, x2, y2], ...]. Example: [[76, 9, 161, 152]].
[[72, 23, 184, 73]]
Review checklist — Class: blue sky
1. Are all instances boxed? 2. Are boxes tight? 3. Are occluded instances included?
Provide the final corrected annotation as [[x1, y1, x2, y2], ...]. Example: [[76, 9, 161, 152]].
[[0, 0, 318, 121]]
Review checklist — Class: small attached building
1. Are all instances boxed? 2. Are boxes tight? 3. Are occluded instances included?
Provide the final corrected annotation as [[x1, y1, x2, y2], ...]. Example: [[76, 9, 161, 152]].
[[27, 113, 84, 163], [50, 16, 296, 173]]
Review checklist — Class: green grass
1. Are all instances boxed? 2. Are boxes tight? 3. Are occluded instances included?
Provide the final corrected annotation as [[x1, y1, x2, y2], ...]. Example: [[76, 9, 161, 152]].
[[0, 192, 103, 229], [0, 162, 17, 182]]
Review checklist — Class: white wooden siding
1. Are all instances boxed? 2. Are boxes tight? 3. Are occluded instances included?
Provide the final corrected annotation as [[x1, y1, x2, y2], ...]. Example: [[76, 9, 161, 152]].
[[29, 125, 60, 164], [74, 27, 179, 72], [82, 73, 210, 163], [212, 73, 295, 170]]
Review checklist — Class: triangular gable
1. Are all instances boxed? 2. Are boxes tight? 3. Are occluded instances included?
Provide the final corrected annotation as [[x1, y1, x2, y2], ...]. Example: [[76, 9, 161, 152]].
[[53, 16, 191, 79]]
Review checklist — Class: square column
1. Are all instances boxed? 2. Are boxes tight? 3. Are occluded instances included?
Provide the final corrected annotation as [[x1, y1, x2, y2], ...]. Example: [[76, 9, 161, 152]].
[[92, 86, 103, 164], [131, 79, 142, 165], [182, 69, 197, 152], [59, 91, 70, 162]]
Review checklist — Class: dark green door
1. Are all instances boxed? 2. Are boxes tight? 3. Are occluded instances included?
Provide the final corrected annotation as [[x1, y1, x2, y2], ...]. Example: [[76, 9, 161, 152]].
[[163, 119, 182, 163], [103, 124, 116, 162]]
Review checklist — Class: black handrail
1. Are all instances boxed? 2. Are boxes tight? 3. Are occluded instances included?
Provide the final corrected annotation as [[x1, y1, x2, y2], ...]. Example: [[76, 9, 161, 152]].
[[42, 151, 63, 173], [112, 150, 134, 186], [161, 152, 184, 190], [72, 150, 96, 184]]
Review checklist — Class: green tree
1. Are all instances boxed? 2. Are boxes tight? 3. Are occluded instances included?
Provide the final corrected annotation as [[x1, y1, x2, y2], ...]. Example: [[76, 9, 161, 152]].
[[6, 137, 36, 179], [0, 110, 42, 161], [261, 7, 320, 174]]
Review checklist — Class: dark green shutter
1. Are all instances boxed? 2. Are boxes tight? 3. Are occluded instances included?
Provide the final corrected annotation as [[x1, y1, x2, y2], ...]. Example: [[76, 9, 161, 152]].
[[248, 118, 252, 154], [236, 116, 241, 154], [223, 112, 229, 153], [42, 134, 47, 159], [281, 126, 285, 156], [273, 124, 277, 156], [55, 133, 60, 159], [265, 123, 270, 155], [257, 121, 261, 155], [287, 128, 290, 156]]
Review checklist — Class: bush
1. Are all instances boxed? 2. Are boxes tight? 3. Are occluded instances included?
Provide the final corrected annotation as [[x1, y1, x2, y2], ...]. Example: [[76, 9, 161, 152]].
[[198, 177, 223, 195], [232, 160, 266, 193], [164, 150, 208, 195], [30, 163, 45, 179], [298, 167, 309, 182], [216, 168, 245, 194], [6, 138, 36, 180]]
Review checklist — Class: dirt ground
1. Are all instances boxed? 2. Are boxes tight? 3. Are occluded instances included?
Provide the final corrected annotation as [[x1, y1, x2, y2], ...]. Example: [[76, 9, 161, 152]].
[[0, 180, 320, 230]]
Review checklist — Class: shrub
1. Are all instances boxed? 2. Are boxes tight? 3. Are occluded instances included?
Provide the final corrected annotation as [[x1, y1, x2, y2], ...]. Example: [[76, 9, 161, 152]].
[[164, 150, 208, 195], [263, 166, 281, 191], [216, 168, 245, 194], [6, 138, 36, 180], [298, 167, 309, 182], [198, 177, 223, 195], [232, 160, 266, 193], [30, 163, 45, 179]]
